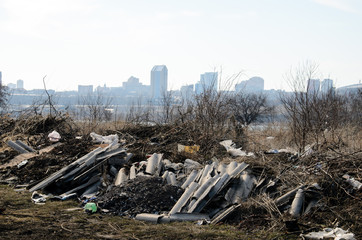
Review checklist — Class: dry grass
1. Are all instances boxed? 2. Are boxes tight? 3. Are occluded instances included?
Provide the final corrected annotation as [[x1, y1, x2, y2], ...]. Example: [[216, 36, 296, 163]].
[[0, 185, 294, 240]]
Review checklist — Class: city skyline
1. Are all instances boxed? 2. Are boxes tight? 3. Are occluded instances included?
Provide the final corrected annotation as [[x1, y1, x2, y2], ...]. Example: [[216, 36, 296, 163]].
[[8, 68, 360, 95], [0, 0, 361, 91], [5, 65, 359, 94]]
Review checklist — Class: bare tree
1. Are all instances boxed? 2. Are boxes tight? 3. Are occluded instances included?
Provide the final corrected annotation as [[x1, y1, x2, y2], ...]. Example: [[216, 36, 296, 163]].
[[280, 62, 320, 153], [76, 91, 113, 133], [125, 96, 154, 124], [42, 75, 58, 117], [346, 88, 362, 126], [280, 61, 350, 153], [230, 92, 273, 126], [159, 90, 175, 124], [0, 82, 9, 111]]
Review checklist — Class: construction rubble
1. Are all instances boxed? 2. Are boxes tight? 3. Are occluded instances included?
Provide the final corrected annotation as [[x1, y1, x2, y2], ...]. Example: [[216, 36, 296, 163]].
[[0, 115, 361, 238]]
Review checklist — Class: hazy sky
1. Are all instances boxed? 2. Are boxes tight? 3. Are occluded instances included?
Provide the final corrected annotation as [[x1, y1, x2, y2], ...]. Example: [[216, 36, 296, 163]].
[[0, 0, 361, 91]]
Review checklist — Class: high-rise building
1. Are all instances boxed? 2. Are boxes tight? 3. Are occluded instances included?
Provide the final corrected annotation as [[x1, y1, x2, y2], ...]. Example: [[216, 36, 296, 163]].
[[321, 79, 333, 93], [122, 76, 148, 96], [151, 65, 168, 99], [78, 85, 93, 95], [307, 79, 320, 94], [235, 76, 264, 92], [17, 79, 24, 89], [195, 72, 218, 94], [123, 76, 142, 90], [180, 84, 194, 98]]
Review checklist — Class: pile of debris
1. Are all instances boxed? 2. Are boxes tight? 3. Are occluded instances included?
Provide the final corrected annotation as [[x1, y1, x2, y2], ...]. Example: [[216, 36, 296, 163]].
[[7, 136, 325, 225], [97, 176, 183, 217], [0, 115, 360, 238]]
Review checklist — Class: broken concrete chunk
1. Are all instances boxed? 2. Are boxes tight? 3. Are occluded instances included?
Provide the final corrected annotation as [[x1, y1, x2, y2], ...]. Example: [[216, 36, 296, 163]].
[[129, 165, 136, 179], [275, 185, 305, 205], [181, 169, 199, 189], [169, 182, 199, 215], [166, 172, 177, 186], [217, 163, 227, 175], [115, 168, 129, 186], [135, 213, 163, 223], [109, 166, 118, 177], [7, 140, 29, 154], [289, 189, 304, 217], [211, 204, 241, 224], [15, 140, 36, 152], [188, 175, 221, 213], [227, 161, 238, 174], [184, 159, 202, 173], [161, 170, 169, 180], [145, 153, 163, 176], [199, 164, 213, 185], [225, 172, 255, 204], [29, 147, 105, 192]]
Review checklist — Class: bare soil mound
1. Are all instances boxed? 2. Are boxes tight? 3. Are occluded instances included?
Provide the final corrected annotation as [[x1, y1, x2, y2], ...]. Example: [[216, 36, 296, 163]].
[[97, 176, 184, 217]]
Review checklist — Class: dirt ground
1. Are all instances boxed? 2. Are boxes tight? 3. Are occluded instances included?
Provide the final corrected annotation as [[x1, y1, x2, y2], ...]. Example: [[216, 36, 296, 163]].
[[0, 185, 297, 240]]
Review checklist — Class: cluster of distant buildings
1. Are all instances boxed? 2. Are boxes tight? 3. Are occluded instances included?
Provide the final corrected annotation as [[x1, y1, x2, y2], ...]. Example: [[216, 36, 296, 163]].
[[1, 67, 361, 106], [77, 66, 267, 99], [1, 65, 267, 100], [0, 73, 24, 90], [307, 79, 334, 94]]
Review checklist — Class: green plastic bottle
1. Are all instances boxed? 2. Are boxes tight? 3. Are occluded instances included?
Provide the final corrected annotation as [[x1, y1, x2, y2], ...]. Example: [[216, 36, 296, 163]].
[[84, 202, 97, 213]]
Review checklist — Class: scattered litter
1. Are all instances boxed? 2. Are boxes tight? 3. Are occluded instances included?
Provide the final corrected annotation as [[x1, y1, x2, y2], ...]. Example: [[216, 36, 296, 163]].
[[90, 132, 118, 144], [48, 130, 61, 142], [302, 228, 355, 240], [196, 219, 211, 225], [177, 144, 200, 154], [17, 160, 28, 168], [220, 140, 254, 157], [84, 202, 97, 213], [0, 143, 62, 169], [64, 207, 83, 212], [266, 149, 279, 154], [31, 191, 48, 204], [343, 174, 362, 190]]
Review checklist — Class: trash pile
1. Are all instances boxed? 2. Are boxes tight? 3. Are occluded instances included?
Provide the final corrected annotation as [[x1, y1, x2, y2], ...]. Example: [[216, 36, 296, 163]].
[[97, 176, 184, 217], [0, 115, 361, 238]]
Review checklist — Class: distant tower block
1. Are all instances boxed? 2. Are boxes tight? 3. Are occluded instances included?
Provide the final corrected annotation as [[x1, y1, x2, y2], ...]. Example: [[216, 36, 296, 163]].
[[321, 79, 333, 93], [17, 79, 24, 89], [195, 72, 218, 94], [151, 65, 168, 99], [307, 79, 320, 94]]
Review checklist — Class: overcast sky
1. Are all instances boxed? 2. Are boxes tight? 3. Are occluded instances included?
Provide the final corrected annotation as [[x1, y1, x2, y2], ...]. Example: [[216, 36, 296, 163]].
[[0, 0, 361, 91]]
